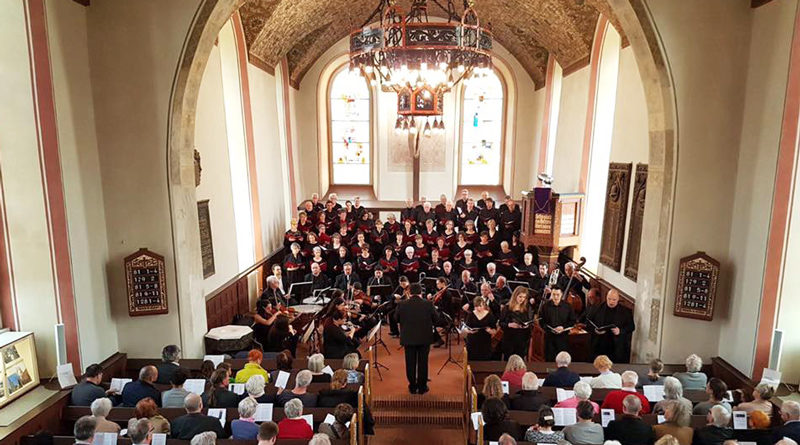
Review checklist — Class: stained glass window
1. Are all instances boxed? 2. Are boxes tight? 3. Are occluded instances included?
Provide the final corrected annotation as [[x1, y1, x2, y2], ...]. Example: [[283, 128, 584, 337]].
[[460, 70, 504, 185], [330, 68, 371, 185]]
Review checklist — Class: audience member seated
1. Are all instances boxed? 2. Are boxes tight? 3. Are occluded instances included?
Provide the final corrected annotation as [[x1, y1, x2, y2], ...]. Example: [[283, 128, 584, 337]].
[[318, 369, 358, 408], [655, 434, 681, 445], [735, 383, 774, 418], [693, 378, 731, 415], [135, 397, 170, 434], [602, 370, 651, 414], [257, 421, 279, 445], [524, 406, 565, 443], [231, 397, 260, 440], [156, 344, 182, 385], [72, 363, 113, 406], [90, 397, 121, 434], [277, 398, 314, 440], [269, 351, 293, 383], [606, 395, 655, 445], [693, 405, 733, 445], [773, 401, 800, 444], [170, 393, 228, 439], [235, 349, 270, 383], [310, 433, 332, 445], [654, 377, 693, 425], [563, 400, 605, 445], [673, 354, 708, 391], [216, 362, 234, 380], [543, 351, 581, 388], [308, 353, 332, 383], [555, 381, 600, 414], [122, 365, 161, 407], [653, 399, 694, 445], [482, 397, 523, 441], [342, 353, 363, 384], [201, 368, 239, 409], [478, 374, 510, 409], [277, 369, 318, 407], [319, 403, 353, 440], [590, 355, 622, 389], [127, 418, 153, 445], [74, 415, 97, 445], [190, 431, 216, 445], [199, 360, 215, 381], [162, 368, 191, 408], [245, 374, 274, 404], [638, 358, 666, 387], [501, 355, 527, 388], [510, 372, 546, 411]]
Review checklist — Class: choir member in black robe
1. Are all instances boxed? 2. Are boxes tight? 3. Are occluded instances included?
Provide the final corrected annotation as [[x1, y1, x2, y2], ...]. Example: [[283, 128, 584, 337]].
[[510, 232, 526, 263], [499, 197, 522, 239], [350, 232, 371, 257], [437, 202, 458, 233], [298, 200, 317, 221], [496, 241, 518, 279], [401, 220, 417, 245], [355, 245, 376, 284], [379, 247, 399, 283], [421, 219, 439, 247], [400, 199, 417, 225], [412, 236, 430, 263], [400, 246, 421, 283], [458, 198, 480, 229], [323, 310, 360, 359], [297, 211, 314, 235], [329, 193, 342, 211], [458, 270, 479, 296], [284, 219, 304, 251], [304, 262, 331, 293], [416, 203, 436, 229], [441, 220, 458, 246], [391, 232, 407, 258], [356, 211, 373, 234], [424, 249, 442, 278], [352, 196, 367, 221], [478, 198, 500, 232], [539, 289, 577, 362], [500, 287, 535, 360], [452, 233, 470, 263], [476, 191, 491, 209], [310, 193, 324, 212], [370, 220, 389, 251], [463, 220, 480, 245], [434, 194, 448, 217], [494, 276, 512, 305], [309, 246, 328, 275], [585, 289, 635, 363], [324, 201, 338, 231], [515, 252, 538, 286], [455, 189, 471, 213], [329, 245, 351, 279], [465, 296, 498, 361], [384, 213, 401, 235], [441, 261, 458, 286], [459, 250, 479, 279], [283, 242, 306, 285]]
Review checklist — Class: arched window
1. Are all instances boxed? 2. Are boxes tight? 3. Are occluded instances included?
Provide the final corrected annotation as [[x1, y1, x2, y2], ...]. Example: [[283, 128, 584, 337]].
[[459, 69, 505, 185], [329, 67, 372, 185]]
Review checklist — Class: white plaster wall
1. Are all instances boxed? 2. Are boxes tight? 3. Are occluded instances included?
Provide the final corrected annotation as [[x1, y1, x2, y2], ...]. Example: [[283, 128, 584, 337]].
[[596, 46, 649, 298], [46, 0, 119, 367], [552, 66, 590, 193], [195, 46, 240, 294]]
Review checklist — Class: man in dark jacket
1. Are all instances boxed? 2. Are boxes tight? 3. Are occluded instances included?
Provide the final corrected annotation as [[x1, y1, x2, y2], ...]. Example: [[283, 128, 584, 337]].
[[774, 401, 800, 444], [334, 263, 361, 290], [155, 344, 181, 385], [606, 395, 655, 445], [510, 372, 548, 411], [171, 393, 228, 439], [71, 363, 109, 406], [395, 284, 438, 394], [121, 365, 161, 407], [693, 405, 734, 445], [542, 351, 581, 387]]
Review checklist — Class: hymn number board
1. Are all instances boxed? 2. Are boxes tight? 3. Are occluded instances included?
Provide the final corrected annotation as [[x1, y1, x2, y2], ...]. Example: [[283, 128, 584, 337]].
[[673, 251, 719, 321], [124, 248, 168, 317]]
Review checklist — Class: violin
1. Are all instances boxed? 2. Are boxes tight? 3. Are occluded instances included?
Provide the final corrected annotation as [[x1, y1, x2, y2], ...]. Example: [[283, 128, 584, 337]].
[[432, 287, 448, 305]]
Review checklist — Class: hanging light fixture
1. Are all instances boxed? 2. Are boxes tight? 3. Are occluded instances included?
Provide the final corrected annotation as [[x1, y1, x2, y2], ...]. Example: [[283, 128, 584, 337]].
[[350, 0, 493, 121]]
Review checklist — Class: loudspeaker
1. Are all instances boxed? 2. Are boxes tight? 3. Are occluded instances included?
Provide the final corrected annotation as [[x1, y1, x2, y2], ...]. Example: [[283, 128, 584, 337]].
[[54, 323, 67, 366], [769, 329, 783, 371]]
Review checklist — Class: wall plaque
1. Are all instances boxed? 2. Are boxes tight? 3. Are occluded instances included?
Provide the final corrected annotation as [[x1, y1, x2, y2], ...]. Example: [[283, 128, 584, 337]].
[[624, 164, 648, 281], [674, 251, 719, 321], [124, 248, 168, 316], [197, 200, 215, 278], [599, 163, 632, 271]]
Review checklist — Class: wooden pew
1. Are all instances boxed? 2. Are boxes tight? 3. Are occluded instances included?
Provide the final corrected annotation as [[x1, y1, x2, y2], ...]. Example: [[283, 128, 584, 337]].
[[125, 358, 368, 378], [470, 384, 710, 404], [23, 436, 351, 445]]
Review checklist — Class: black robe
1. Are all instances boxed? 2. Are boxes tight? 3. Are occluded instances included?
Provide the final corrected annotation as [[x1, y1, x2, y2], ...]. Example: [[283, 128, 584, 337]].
[[586, 303, 635, 363]]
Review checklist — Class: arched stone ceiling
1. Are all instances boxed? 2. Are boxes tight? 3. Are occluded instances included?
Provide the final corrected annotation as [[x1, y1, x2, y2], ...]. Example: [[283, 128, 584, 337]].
[[239, 0, 625, 89]]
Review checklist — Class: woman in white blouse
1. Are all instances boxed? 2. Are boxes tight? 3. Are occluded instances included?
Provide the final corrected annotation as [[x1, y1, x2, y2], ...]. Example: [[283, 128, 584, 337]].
[[589, 355, 622, 389]]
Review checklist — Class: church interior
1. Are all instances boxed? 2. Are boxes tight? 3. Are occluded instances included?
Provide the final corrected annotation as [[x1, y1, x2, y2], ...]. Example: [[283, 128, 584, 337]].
[[2, 0, 800, 444]]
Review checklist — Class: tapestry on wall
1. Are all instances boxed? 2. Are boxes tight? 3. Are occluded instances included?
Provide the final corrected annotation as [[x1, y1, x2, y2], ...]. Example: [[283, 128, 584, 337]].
[[388, 131, 446, 172], [624, 164, 648, 281], [197, 200, 215, 278], [599, 162, 632, 271]]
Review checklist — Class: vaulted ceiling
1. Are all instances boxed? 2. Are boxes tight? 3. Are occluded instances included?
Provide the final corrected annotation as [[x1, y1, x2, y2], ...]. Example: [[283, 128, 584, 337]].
[[238, 0, 626, 89]]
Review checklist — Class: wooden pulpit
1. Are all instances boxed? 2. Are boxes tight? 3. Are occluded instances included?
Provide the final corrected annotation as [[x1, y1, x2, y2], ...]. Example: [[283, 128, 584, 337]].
[[520, 188, 584, 269]]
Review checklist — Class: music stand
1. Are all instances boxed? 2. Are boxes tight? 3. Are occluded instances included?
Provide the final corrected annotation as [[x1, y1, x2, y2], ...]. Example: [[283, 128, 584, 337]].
[[367, 321, 389, 380], [371, 301, 392, 355], [367, 285, 392, 303], [287, 282, 313, 304], [422, 277, 438, 294], [508, 280, 531, 291], [437, 312, 462, 375], [301, 320, 317, 354], [311, 286, 332, 304]]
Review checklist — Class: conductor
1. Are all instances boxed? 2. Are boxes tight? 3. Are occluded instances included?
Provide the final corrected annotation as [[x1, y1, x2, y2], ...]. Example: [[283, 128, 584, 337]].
[[396, 283, 437, 395]]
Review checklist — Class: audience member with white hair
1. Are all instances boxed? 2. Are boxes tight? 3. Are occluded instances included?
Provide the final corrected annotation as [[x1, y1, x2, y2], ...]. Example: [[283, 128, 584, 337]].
[[277, 398, 313, 440], [127, 418, 152, 445], [190, 431, 217, 445], [673, 354, 708, 390], [276, 369, 318, 407], [89, 397, 120, 433], [510, 372, 547, 411], [231, 397, 259, 440], [654, 376, 693, 425], [498, 433, 518, 445], [309, 433, 332, 445], [778, 439, 800, 445], [694, 405, 733, 445], [590, 355, 622, 389], [653, 399, 694, 445], [773, 400, 800, 444], [555, 380, 600, 414], [543, 351, 581, 387], [600, 370, 651, 414], [606, 394, 655, 445], [735, 382, 774, 417], [245, 374, 273, 404], [169, 392, 227, 439]]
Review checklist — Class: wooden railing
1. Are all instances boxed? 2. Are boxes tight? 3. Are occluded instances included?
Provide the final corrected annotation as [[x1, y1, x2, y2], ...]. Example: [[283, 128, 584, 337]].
[[205, 247, 285, 330]]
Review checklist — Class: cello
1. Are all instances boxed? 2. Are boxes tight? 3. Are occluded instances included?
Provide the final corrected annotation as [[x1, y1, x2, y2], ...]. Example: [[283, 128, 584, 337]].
[[563, 257, 587, 318]]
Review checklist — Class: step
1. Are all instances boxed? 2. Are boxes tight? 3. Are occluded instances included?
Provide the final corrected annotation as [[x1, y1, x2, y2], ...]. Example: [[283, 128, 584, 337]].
[[374, 408, 464, 428], [372, 394, 464, 411]]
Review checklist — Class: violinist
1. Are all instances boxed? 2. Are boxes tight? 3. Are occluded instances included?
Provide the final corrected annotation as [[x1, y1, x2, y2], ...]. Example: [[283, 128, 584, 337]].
[[384, 213, 401, 235], [500, 287, 535, 360], [428, 277, 449, 347], [464, 296, 499, 361], [355, 245, 376, 284], [334, 262, 361, 291], [539, 289, 576, 362], [400, 246, 421, 283], [283, 242, 306, 285], [323, 311, 361, 359], [253, 291, 281, 346], [379, 246, 399, 282], [260, 275, 293, 307], [264, 314, 298, 356], [388, 276, 411, 337], [304, 262, 330, 293], [284, 218, 304, 250]]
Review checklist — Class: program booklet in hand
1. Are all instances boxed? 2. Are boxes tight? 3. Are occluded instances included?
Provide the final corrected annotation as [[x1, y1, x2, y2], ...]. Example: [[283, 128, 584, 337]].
[[552, 408, 577, 426], [184, 379, 206, 395], [207, 408, 226, 427], [301, 414, 314, 429], [151, 433, 167, 445], [733, 411, 748, 430], [643, 385, 665, 402], [254, 403, 273, 422], [274, 370, 290, 389], [601, 409, 615, 427], [109, 378, 132, 394]]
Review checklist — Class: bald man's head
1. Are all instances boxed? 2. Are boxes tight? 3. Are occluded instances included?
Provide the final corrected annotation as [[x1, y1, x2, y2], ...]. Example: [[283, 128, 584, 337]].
[[139, 365, 158, 383], [184, 393, 202, 413]]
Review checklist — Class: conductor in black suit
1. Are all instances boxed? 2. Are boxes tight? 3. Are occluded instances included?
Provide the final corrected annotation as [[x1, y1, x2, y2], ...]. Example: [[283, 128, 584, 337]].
[[395, 284, 438, 394]]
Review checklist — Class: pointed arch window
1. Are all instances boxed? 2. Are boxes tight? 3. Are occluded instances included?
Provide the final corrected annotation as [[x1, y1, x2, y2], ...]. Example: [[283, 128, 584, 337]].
[[328, 67, 372, 185]]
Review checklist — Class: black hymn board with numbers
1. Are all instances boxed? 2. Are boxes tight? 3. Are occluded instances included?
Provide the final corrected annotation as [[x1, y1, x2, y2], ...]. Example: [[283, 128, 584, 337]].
[[673, 251, 719, 321], [124, 248, 169, 316]]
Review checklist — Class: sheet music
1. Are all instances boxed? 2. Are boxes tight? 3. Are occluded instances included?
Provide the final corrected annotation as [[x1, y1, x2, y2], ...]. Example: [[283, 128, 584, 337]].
[[229, 383, 245, 395], [96, 433, 118, 445], [601, 409, 615, 427], [301, 414, 314, 429], [556, 388, 574, 402], [324, 413, 336, 425], [184, 379, 206, 395], [760, 368, 782, 390], [471, 412, 483, 430], [733, 411, 748, 430], [367, 320, 382, 341], [151, 433, 167, 445], [552, 408, 577, 426], [643, 385, 665, 402], [322, 365, 334, 376], [109, 378, 132, 394], [208, 408, 226, 427], [657, 415, 666, 424], [502, 381, 509, 394], [57, 363, 77, 389], [275, 371, 290, 389], [203, 355, 225, 368], [254, 403, 273, 422]]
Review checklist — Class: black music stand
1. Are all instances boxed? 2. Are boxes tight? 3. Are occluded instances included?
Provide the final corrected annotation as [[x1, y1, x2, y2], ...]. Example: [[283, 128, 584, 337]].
[[437, 312, 462, 375], [366, 320, 389, 380], [422, 277, 438, 294], [508, 280, 531, 291], [287, 282, 313, 304], [370, 300, 392, 355]]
